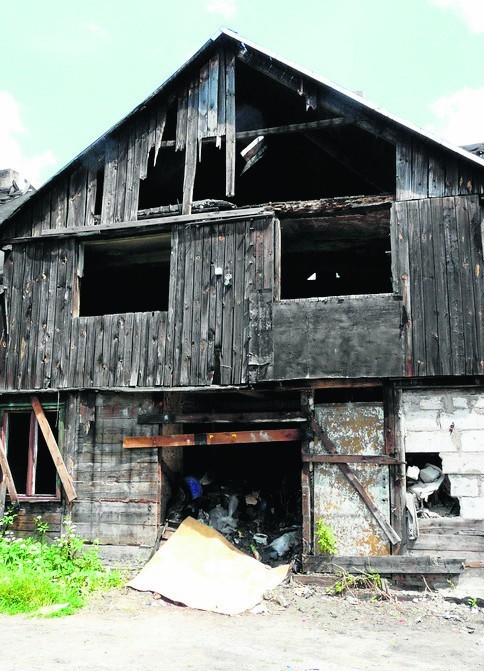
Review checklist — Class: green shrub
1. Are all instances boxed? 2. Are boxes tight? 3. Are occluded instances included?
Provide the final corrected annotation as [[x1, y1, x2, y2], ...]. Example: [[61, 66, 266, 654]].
[[0, 516, 123, 616], [315, 519, 337, 556]]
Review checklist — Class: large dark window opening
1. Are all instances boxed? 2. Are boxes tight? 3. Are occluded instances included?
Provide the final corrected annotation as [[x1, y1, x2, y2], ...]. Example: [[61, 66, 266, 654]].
[[80, 233, 171, 316], [280, 213, 392, 299], [2, 409, 59, 499]]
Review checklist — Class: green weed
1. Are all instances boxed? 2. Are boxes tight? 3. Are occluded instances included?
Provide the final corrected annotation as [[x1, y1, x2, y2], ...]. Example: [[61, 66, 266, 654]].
[[315, 519, 337, 556], [0, 517, 123, 616]]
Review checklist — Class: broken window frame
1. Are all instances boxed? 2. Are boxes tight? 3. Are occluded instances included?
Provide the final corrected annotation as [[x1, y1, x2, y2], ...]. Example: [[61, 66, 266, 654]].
[[0, 402, 64, 502]]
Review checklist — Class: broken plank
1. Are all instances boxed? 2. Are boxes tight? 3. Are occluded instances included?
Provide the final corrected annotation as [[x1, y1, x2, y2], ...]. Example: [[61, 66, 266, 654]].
[[0, 417, 18, 504], [30, 396, 77, 502], [124, 428, 301, 448]]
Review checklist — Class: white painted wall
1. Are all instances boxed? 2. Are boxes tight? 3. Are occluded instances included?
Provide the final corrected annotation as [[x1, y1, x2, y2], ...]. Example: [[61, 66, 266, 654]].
[[400, 389, 484, 519]]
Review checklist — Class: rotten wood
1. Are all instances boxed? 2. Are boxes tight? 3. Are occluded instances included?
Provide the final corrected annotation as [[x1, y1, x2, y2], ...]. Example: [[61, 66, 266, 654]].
[[302, 453, 401, 464], [30, 396, 77, 502], [310, 418, 401, 545], [123, 428, 300, 448]]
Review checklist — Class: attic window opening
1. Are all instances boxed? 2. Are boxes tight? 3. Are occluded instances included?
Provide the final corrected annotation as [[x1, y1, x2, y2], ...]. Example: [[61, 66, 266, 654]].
[[280, 213, 392, 299], [1, 408, 60, 500], [79, 233, 171, 317]]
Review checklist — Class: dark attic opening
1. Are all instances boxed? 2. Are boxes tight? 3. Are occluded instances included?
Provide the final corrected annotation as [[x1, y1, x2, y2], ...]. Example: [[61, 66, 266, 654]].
[[163, 391, 303, 564], [79, 233, 171, 317], [279, 208, 392, 299]]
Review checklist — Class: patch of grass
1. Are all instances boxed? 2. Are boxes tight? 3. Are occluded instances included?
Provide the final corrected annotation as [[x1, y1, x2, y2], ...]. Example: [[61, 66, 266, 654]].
[[328, 567, 390, 600], [0, 514, 123, 616]]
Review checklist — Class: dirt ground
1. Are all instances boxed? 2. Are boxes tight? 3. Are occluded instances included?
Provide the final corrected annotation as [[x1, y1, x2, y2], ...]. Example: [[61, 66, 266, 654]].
[[1, 581, 483, 671]]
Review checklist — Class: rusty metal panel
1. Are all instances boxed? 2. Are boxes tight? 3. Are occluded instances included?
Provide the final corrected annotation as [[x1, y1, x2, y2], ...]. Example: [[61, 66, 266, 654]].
[[313, 403, 391, 556]]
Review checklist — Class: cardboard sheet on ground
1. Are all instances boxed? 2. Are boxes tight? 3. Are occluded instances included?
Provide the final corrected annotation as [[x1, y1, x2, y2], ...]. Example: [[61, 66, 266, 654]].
[[128, 517, 290, 615]]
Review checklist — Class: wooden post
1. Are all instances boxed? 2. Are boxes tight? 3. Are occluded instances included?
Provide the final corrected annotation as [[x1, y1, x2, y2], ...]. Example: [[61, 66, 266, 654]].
[[300, 391, 314, 555], [0, 414, 18, 508], [30, 396, 77, 502]]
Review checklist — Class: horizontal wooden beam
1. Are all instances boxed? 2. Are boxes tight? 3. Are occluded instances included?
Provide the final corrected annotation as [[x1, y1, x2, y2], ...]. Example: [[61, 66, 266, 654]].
[[302, 554, 465, 575], [124, 428, 301, 448], [138, 411, 307, 425], [302, 453, 401, 465], [159, 117, 352, 147]]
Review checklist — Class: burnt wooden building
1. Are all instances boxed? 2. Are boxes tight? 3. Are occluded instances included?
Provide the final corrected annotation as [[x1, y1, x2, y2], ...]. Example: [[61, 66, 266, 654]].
[[0, 30, 483, 573]]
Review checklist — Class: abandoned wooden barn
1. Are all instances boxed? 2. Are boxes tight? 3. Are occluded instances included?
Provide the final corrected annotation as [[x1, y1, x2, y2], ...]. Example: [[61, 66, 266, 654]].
[[0, 29, 483, 576]]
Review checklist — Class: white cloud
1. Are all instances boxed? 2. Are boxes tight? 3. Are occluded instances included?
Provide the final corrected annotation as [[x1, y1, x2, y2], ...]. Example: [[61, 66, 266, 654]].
[[430, 0, 484, 33], [84, 23, 108, 39], [426, 87, 484, 145], [205, 0, 236, 19], [0, 91, 56, 187]]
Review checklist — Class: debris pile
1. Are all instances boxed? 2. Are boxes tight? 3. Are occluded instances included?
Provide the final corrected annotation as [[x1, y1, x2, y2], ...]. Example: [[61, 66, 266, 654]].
[[165, 472, 302, 565]]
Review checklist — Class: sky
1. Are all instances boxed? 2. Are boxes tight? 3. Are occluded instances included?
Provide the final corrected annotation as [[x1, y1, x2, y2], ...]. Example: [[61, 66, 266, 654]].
[[1, 0, 484, 187]]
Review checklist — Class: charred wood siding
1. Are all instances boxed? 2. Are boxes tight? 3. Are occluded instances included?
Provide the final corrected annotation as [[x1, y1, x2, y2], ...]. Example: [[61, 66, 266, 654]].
[[393, 195, 484, 376], [271, 295, 405, 380], [0, 215, 273, 390], [396, 141, 484, 201]]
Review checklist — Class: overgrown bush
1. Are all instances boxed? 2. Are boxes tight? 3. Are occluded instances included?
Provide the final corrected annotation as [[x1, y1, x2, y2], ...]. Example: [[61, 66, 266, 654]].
[[0, 513, 123, 616]]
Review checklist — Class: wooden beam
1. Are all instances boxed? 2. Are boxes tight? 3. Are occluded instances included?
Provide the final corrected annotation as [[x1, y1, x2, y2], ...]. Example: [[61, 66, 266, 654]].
[[302, 453, 401, 464], [124, 428, 300, 448], [302, 554, 465, 575], [138, 411, 306, 425], [0, 417, 18, 505], [310, 418, 401, 545], [30, 397, 77, 502]]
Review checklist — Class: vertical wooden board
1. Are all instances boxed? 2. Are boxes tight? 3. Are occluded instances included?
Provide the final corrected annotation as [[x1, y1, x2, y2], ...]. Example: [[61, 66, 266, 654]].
[[124, 124, 137, 221], [261, 218, 274, 292], [100, 138, 118, 225], [207, 225, 218, 383], [66, 166, 88, 228], [444, 156, 459, 196], [164, 226, 180, 387], [443, 197, 466, 374], [67, 315, 80, 388], [32, 193, 51, 237], [155, 311, 167, 387], [154, 103, 167, 166], [32, 242, 51, 388], [220, 223, 235, 384], [418, 198, 440, 375], [135, 312, 149, 386], [217, 48, 226, 146], [392, 202, 412, 374], [429, 198, 452, 375], [51, 179, 68, 230], [100, 314, 114, 387], [428, 151, 445, 197], [225, 47, 236, 198], [411, 143, 429, 199], [129, 116, 144, 219], [212, 223, 226, 383], [176, 87, 188, 152], [56, 240, 76, 388], [242, 221, 256, 384], [129, 312, 142, 387], [190, 226, 204, 385], [232, 219, 246, 384], [144, 311, 160, 387], [19, 244, 40, 388], [5, 245, 25, 389], [207, 53, 219, 137], [110, 314, 124, 387], [85, 160, 98, 227], [114, 130, 129, 223], [121, 313, 135, 387], [468, 198, 484, 373], [138, 112, 151, 182], [91, 315, 105, 387], [455, 196, 479, 374], [408, 200, 427, 375], [179, 225, 196, 385], [273, 218, 281, 301], [74, 317, 88, 388], [82, 317, 96, 387], [198, 62, 209, 139], [182, 80, 199, 215], [198, 225, 212, 384], [395, 142, 412, 201]]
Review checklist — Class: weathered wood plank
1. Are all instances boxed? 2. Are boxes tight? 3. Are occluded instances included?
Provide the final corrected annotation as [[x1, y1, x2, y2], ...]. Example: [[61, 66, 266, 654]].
[[303, 555, 465, 574], [66, 166, 88, 228], [182, 79, 199, 216], [207, 52, 219, 138], [124, 428, 301, 448], [443, 197, 466, 374], [100, 138, 118, 225], [225, 46, 236, 198]]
